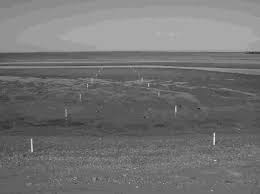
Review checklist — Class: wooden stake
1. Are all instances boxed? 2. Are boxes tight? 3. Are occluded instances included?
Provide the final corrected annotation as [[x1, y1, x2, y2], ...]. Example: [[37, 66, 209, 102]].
[[30, 138, 33, 153], [79, 93, 82, 102], [213, 132, 216, 146], [65, 108, 68, 120]]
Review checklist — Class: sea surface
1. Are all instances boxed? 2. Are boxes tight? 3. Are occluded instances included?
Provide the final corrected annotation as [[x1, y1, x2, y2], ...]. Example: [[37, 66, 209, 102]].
[[0, 51, 260, 75], [0, 51, 260, 63]]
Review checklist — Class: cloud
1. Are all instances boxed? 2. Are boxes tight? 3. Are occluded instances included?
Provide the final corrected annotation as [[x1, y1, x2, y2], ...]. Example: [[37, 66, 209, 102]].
[[0, 1, 260, 51], [60, 17, 257, 51]]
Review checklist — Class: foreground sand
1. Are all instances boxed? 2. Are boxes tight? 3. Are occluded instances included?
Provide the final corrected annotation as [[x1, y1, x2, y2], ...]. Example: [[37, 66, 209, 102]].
[[0, 134, 259, 194], [0, 67, 260, 193]]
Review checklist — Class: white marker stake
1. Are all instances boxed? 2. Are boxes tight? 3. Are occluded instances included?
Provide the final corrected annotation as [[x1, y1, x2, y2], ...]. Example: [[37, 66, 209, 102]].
[[213, 132, 216, 146], [65, 108, 68, 120], [158, 91, 160, 97], [148, 83, 150, 88], [174, 105, 177, 117], [79, 93, 82, 102], [87, 83, 89, 89], [30, 138, 33, 153]]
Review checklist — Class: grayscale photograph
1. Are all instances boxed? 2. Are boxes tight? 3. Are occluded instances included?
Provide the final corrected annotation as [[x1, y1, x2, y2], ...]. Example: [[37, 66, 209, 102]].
[[0, 0, 260, 193]]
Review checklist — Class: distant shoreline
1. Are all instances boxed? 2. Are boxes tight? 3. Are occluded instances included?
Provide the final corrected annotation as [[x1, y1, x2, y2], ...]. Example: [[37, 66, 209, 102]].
[[1, 60, 260, 69], [1, 65, 260, 75], [245, 51, 260, 54], [0, 51, 254, 54], [1, 52, 259, 72]]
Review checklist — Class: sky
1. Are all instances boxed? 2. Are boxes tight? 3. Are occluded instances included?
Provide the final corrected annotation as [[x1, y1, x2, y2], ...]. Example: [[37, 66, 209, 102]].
[[0, 0, 260, 52]]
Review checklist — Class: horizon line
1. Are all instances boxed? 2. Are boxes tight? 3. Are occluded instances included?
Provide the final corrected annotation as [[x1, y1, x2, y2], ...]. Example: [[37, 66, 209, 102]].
[[0, 50, 259, 54]]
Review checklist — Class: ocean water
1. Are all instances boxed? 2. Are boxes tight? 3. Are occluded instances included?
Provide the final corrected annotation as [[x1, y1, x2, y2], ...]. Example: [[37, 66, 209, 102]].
[[0, 52, 260, 74], [0, 51, 259, 63]]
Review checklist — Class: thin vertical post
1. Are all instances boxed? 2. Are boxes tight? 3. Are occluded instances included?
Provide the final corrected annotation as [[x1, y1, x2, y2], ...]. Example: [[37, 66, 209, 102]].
[[65, 108, 68, 121], [30, 138, 33, 153], [213, 132, 216, 146], [174, 105, 177, 117], [79, 93, 82, 103]]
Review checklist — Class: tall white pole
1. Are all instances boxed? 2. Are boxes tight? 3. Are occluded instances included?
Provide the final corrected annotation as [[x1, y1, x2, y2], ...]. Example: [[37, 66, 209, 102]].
[[30, 138, 33, 153], [174, 105, 177, 117], [213, 132, 216, 146], [65, 108, 68, 120], [79, 93, 82, 103]]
